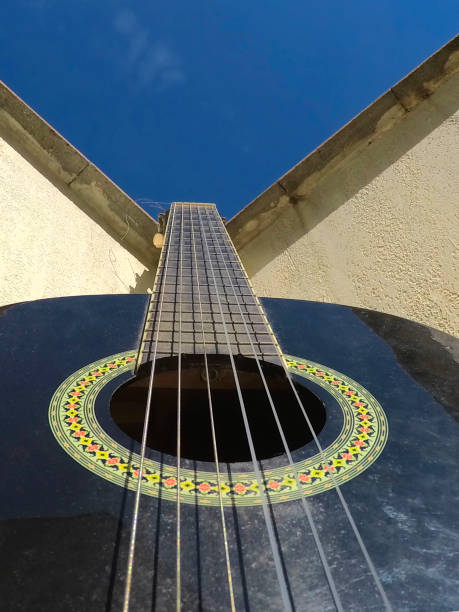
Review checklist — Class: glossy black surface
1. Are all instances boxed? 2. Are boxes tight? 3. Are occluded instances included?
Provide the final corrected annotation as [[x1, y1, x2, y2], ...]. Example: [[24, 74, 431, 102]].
[[0, 295, 458, 611]]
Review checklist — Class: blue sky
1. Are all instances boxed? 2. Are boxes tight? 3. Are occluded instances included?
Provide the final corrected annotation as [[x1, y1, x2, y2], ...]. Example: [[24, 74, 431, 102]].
[[0, 1, 457, 220]]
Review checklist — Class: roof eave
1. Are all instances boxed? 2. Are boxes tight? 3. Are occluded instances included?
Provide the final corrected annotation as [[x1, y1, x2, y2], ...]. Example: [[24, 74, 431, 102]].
[[227, 34, 459, 251], [0, 80, 159, 268]]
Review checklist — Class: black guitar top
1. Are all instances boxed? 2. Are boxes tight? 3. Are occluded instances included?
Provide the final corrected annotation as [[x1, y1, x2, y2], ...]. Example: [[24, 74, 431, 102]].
[[0, 293, 458, 612]]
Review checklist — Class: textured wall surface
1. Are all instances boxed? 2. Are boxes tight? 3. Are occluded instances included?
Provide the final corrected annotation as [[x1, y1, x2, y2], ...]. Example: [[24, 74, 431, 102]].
[[240, 72, 459, 337], [0, 135, 155, 306]]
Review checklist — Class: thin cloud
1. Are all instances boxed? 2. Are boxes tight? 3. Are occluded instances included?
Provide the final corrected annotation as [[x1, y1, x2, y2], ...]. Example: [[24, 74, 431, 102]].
[[138, 43, 185, 90], [113, 9, 186, 92], [125, 30, 149, 67], [113, 9, 137, 35]]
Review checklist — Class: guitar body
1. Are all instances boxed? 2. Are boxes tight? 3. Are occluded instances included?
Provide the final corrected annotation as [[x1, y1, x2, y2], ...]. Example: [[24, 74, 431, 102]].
[[0, 294, 458, 612]]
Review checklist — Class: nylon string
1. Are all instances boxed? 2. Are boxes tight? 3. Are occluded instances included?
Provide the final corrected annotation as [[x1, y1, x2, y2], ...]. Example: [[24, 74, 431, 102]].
[[176, 202, 185, 611], [124, 202, 391, 611], [280, 350, 394, 611], [197, 205, 293, 612], [189, 204, 236, 612], [122, 203, 177, 612], [211, 216, 344, 612], [218, 213, 393, 611]]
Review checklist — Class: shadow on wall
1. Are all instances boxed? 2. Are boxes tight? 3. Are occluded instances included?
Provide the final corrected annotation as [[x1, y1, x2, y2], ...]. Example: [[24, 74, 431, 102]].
[[239, 73, 459, 278], [0, 122, 160, 275], [129, 268, 156, 294]]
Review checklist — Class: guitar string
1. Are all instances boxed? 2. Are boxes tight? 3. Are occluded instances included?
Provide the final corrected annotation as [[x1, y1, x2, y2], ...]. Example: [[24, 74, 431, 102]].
[[210, 216, 344, 612], [125, 201, 390, 611], [197, 205, 293, 612], [176, 202, 185, 611], [217, 213, 393, 610], [122, 203, 177, 612], [278, 346, 393, 610], [188, 204, 237, 611]]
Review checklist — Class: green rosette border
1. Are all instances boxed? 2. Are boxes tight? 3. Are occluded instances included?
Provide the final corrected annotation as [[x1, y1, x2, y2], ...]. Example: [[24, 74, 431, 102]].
[[49, 352, 388, 506]]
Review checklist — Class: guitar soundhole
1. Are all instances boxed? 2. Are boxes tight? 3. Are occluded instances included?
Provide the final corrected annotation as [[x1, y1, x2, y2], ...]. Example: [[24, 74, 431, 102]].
[[110, 355, 325, 463]]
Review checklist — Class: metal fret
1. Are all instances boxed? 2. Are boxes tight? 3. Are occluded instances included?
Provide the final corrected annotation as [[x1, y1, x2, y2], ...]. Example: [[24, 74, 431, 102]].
[[139, 203, 280, 364]]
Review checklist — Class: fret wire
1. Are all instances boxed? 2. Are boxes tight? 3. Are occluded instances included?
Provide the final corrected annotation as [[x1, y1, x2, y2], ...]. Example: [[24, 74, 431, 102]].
[[140, 203, 279, 363]]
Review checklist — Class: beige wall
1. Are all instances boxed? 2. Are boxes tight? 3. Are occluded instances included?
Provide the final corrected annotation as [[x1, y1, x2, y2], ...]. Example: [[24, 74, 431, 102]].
[[0, 135, 155, 306], [240, 71, 459, 337]]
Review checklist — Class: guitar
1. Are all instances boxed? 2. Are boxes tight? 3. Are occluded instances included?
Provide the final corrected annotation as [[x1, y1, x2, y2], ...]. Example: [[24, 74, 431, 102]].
[[1, 202, 458, 612]]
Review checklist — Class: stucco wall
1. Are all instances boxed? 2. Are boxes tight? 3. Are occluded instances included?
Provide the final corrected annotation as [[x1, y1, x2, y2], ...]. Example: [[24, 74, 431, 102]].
[[239, 71, 459, 337], [0, 135, 155, 306]]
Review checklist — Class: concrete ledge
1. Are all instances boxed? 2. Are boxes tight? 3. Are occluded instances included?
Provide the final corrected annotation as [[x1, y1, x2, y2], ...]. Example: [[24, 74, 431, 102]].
[[227, 34, 459, 251], [0, 80, 158, 268]]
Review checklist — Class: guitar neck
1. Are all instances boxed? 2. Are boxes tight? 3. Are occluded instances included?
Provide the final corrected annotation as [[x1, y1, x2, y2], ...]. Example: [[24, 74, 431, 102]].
[[139, 202, 281, 365]]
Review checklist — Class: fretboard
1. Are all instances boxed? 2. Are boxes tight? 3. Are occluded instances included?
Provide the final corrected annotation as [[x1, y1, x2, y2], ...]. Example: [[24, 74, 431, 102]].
[[139, 202, 281, 364]]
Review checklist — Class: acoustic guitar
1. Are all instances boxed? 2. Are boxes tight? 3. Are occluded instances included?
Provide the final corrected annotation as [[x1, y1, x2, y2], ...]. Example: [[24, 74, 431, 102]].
[[1, 202, 458, 611]]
